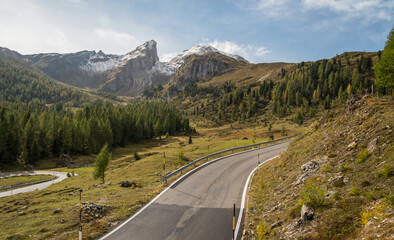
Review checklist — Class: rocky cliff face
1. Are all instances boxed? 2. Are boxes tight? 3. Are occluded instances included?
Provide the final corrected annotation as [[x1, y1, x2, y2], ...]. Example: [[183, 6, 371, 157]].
[[170, 52, 245, 90], [99, 40, 174, 96]]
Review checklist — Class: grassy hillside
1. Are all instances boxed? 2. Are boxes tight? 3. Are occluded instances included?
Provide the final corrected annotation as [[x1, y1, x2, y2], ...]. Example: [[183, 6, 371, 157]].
[[244, 96, 393, 239]]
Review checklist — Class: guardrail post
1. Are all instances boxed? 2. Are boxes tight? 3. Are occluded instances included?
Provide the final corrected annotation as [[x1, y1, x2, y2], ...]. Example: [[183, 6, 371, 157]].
[[163, 153, 166, 171], [162, 176, 167, 185]]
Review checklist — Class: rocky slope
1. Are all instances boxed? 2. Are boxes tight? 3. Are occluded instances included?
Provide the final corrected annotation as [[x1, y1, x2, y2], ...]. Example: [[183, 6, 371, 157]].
[[99, 40, 174, 96], [244, 96, 393, 239], [170, 51, 248, 90], [99, 42, 248, 96]]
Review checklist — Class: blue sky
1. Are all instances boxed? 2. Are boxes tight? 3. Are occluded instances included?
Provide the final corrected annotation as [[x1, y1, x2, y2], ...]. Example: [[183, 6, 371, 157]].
[[0, 0, 392, 63]]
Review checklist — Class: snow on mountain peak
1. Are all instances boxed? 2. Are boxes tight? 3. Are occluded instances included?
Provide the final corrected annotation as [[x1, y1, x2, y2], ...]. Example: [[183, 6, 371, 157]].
[[78, 40, 247, 76], [121, 40, 157, 64], [165, 44, 247, 69], [80, 51, 122, 74]]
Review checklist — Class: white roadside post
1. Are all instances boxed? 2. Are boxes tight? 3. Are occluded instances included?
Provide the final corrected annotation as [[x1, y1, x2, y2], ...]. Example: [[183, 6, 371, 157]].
[[79, 189, 83, 240]]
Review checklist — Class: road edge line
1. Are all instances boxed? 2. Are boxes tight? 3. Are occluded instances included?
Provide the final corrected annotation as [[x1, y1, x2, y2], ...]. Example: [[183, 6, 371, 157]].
[[234, 155, 279, 240]]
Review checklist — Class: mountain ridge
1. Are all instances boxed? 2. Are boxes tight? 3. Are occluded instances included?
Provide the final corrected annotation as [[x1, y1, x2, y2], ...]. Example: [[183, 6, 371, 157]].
[[1, 40, 248, 97]]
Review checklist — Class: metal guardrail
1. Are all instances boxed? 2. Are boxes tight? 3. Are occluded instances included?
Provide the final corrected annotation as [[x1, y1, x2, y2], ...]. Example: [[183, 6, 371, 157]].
[[0, 176, 58, 192], [164, 133, 302, 182]]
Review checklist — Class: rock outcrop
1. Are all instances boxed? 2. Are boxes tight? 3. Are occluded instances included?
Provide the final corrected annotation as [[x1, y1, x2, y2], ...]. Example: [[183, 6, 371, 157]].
[[100, 40, 173, 96], [170, 52, 244, 90], [56, 154, 73, 167]]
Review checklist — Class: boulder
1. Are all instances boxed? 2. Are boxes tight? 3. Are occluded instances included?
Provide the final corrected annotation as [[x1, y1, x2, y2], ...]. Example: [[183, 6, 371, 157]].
[[346, 142, 357, 151], [81, 202, 105, 223], [367, 138, 378, 152], [294, 172, 312, 186], [346, 94, 359, 113], [53, 208, 62, 214], [301, 161, 319, 171], [120, 180, 141, 188], [301, 205, 314, 222], [56, 154, 73, 167], [120, 181, 133, 188]]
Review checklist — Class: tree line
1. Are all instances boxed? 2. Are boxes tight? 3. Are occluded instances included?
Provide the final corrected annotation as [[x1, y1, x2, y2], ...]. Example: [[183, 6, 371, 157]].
[[0, 101, 191, 166]]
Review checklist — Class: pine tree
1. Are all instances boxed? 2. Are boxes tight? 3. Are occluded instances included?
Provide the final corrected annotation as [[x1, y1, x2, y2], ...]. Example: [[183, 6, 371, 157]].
[[346, 84, 352, 98], [154, 120, 161, 138], [373, 28, 394, 94], [93, 144, 111, 183]]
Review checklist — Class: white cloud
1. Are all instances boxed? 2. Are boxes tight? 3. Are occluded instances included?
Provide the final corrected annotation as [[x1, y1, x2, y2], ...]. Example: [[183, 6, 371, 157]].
[[93, 29, 140, 54], [255, 0, 293, 17], [94, 29, 138, 45], [203, 39, 271, 62], [242, 0, 394, 22], [302, 0, 394, 21]]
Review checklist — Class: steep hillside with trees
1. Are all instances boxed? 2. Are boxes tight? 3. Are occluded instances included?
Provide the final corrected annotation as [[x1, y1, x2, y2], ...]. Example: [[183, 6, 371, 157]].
[[244, 96, 393, 240], [0, 59, 91, 106], [144, 51, 379, 128], [244, 29, 393, 240]]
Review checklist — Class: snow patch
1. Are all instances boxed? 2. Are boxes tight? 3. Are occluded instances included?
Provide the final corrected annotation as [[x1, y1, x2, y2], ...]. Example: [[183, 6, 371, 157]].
[[80, 51, 122, 74], [151, 62, 177, 76], [122, 40, 156, 61], [167, 44, 248, 69]]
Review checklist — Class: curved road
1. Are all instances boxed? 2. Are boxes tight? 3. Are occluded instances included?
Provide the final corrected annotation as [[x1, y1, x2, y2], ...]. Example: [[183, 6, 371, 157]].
[[100, 141, 291, 240], [0, 171, 70, 198]]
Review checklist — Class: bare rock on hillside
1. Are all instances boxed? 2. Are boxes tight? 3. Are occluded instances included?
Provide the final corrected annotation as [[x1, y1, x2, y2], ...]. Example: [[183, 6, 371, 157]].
[[367, 138, 378, 152], [329, 175, 345, 187], [301, 160, 319, 171], [346, 141, 357, 151], [301, 205, 314, 222], [53, 208, 62, 214], [57, 154, 73, 167], [271, 220, 283, 230], [295, 158, 325, 186], [295, 172, 313, 186], [346, 94, 359, 113], [80, 202, 106, 223]]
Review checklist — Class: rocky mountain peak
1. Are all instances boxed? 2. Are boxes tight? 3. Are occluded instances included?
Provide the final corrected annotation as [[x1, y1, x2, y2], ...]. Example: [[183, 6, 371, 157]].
[[166, 44, 248, 69], [122, 40, 158, 63]]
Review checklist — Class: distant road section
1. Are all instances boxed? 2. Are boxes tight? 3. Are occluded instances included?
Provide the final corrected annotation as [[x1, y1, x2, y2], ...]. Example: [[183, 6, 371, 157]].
[[100, 141, 291, 240], [0, 171, 69, 198]]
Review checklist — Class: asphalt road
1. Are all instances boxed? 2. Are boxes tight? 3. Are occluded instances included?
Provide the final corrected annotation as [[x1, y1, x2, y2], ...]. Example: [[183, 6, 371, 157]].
[[100, 141, 291, 240], [0, 171, 69, 198]]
